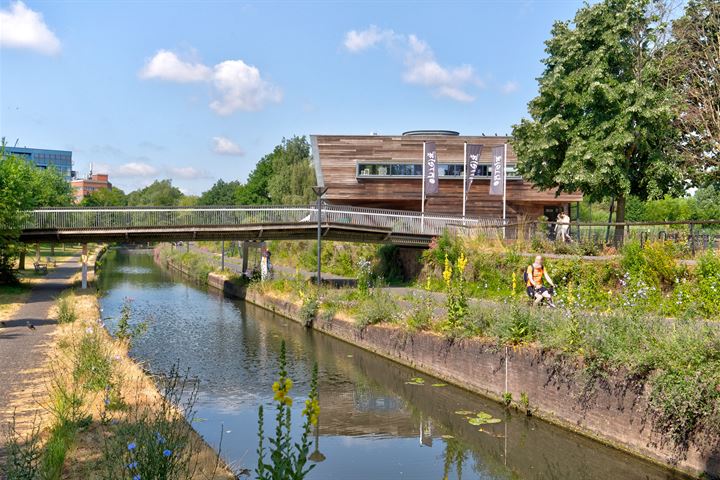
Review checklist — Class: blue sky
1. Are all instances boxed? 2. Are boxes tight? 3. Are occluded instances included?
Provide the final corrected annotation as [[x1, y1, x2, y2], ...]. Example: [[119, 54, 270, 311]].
[[1, 0, 588, 195]]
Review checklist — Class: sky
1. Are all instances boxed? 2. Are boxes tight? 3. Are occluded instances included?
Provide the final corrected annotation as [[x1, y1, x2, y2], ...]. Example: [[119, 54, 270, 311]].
[[1, 0, 590, 195]]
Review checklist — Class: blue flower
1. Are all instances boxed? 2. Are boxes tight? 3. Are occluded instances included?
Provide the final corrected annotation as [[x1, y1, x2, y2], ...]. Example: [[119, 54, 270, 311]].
[[127, 441, 136, 451], [127, 461, 138, 469], [163, 449, 172, 457], [155, 431, 165, 444], [133, 475, 141, 480]]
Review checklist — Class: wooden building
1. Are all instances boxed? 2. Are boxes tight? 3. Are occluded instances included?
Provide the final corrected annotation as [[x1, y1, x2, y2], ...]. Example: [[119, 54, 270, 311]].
[[311, 131, 582, 220]]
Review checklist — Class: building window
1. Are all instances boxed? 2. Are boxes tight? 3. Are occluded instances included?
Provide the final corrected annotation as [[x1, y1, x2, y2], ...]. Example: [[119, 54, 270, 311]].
[[356, 161, 520, 179]]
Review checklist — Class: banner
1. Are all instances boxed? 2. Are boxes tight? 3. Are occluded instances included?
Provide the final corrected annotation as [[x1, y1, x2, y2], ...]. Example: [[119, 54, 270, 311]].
[[424, 141, 438, 195], [464, 144, 483, 199], [489, 145, 505, 196]]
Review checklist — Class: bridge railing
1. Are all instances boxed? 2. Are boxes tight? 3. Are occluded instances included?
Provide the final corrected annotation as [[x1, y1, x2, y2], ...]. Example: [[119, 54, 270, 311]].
[[22, 205, 506, 237]]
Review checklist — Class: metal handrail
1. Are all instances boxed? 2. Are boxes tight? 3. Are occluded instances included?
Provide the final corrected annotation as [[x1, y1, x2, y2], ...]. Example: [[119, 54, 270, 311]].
[[20, 205, 506, 237]]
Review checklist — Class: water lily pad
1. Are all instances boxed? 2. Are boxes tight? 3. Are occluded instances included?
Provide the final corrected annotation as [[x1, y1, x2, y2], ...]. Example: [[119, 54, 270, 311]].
[[431, 383, 447, 387], [405, 377, 425, 385], [476, 412, 493, 420], [468, 417, 484, 426], [467, 413, 502, 426], [454, 410, 474, 416]]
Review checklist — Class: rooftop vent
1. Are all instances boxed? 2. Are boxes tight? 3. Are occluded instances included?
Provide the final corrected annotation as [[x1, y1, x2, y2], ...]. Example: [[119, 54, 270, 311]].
[[401, 130, 460, 136]]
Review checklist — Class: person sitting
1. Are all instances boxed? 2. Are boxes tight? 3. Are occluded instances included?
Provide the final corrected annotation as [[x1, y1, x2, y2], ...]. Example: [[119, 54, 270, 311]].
[[525, 255, 556, 307]]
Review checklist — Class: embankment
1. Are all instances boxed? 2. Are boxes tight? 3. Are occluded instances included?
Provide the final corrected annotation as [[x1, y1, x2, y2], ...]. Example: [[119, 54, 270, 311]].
[[153, 247, 719, 479]]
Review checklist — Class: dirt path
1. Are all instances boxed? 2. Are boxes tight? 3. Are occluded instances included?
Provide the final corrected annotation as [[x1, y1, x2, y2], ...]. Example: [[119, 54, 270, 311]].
[[0, 256, 81, 455]]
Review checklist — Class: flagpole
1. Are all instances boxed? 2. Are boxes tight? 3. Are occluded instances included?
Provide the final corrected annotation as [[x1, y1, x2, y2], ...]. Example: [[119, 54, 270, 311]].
[[421, 141, 426, 233], [502, 142, 507, 239], [462, 142, 467, 221]]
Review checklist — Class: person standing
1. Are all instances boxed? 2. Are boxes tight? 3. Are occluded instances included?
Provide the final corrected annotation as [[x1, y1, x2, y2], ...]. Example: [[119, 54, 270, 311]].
[[556, 212, 571, 243], [526, 255, 556, 307]]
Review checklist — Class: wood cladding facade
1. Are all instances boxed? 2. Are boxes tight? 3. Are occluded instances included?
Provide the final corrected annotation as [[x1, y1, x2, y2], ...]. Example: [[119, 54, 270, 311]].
[[312, 134, 583, 219]]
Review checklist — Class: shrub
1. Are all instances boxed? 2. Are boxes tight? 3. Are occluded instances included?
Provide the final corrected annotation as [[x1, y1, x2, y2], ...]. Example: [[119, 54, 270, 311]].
[[491, 305, 537, 345], [403, 294, 435, 332], [115, 298, 147, 345], [423, 230, 462, 270], [299, 295, 319, 326], [696, 250, 720, 317], [356, 290, 398, 328]]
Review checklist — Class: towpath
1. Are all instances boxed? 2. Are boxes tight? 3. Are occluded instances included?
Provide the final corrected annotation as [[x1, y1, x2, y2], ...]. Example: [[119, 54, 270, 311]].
[[0, 256, 81, 459]]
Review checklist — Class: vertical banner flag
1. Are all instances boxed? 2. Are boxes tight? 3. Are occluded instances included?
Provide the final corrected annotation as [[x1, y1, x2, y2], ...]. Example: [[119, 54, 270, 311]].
[[424, 141, 439, 195], [489, 145, 505, 196], [464, 144, 483, 200]]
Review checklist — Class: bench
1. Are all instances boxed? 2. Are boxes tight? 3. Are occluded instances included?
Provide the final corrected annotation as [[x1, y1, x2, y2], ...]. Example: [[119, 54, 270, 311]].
[[33, 262, 48, 274], [47, 257, 57, 267]]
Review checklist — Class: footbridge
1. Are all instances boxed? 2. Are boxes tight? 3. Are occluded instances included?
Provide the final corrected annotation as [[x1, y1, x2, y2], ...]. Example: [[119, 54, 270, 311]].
[[19, 205, 504, 247]]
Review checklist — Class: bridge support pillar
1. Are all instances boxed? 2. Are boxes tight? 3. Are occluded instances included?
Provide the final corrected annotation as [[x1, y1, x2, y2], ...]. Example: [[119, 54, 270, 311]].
[[241, 241, 249, 274], [81, 243, 88, 289], [35, 243, 40, 263], [19, 249, 26, 270], [221, 240, 225, 271]]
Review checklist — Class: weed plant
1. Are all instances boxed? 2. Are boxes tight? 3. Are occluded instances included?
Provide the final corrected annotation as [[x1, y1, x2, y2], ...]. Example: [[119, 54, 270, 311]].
[[56, 291, 77, 324]]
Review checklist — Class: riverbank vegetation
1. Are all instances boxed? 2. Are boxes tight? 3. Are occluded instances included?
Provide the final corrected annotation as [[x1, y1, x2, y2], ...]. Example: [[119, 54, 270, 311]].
[[3, 290, 235, 479], [250, 235, 720, 451]]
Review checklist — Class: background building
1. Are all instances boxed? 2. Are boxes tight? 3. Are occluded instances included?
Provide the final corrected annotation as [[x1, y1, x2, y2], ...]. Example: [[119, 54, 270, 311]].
[[4, 146, 74, 181], [71, 173, 112, 203], [311, 131, 582, 220]]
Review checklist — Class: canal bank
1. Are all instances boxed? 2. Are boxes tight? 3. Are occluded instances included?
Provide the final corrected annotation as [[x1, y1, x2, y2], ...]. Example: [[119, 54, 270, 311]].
[[153, 246, 716, 479]]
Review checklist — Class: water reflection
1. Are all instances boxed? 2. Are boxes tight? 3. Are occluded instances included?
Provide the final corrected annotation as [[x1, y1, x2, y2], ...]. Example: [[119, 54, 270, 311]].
[[97, 250, 687, 480]]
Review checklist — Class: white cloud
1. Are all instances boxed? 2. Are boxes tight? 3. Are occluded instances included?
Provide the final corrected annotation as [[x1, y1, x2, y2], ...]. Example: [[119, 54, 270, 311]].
[[212, 136, 245, 156], [501, 81, 519, 94], [113, 162, 159, 177], [343, 25, 396, 52], [0, 1, 60, 55], [139, 50, 281, 114], [139, 50, 211, 82], [343, 27, 481, 102], [210, 60, 282, 114], [168, 166, 209, 179]]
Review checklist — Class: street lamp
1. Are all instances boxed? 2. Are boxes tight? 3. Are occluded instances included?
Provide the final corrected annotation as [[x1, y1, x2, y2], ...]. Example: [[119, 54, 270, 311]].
[[311, 186, 329, 287]]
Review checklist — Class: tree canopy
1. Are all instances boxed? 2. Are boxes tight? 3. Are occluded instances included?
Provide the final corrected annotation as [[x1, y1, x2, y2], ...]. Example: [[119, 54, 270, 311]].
[[126, 179, 184, 206], [198, 179, 241, 206], [511, 0, 683, 243], [664, 0, 720, 187], [80, 186, 127, 207]]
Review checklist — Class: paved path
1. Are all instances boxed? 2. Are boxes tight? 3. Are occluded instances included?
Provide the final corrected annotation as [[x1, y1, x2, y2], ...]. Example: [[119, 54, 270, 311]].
[[0, 256, 80, 453]]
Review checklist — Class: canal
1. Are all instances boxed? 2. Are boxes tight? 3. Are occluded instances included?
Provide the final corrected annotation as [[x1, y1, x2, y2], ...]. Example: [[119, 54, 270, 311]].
[[97, 249, 684, 480]]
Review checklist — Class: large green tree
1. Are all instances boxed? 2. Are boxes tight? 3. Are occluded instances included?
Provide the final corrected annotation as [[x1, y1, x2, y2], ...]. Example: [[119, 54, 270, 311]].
[[80, 186, 127, 206], [0, 150, 73, 283], [511, 0, 683, 244], [664, 0, 720, 187], [126, 179, 184, 206], [235, 135, 316, 205], [198, 179, 241, 205]]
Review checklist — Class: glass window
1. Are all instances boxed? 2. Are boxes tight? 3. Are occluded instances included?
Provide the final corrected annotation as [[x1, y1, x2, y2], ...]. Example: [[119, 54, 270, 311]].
[[357, 162, 424, 177], [473, 165, 491, 177], [438, 164, 463, 177]]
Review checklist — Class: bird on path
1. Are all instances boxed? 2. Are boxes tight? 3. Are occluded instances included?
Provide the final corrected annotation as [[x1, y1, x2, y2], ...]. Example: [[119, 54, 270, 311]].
[[26, 321, 36, 330], [0, 321, 6, 328]]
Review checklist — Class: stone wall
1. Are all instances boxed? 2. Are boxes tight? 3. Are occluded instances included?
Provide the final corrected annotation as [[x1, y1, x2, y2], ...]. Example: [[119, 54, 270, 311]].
[[243, 289, 718, 479]]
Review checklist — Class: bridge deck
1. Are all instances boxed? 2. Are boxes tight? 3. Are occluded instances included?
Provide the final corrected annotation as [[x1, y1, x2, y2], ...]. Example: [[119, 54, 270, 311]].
[[18, 205, 505, 247]]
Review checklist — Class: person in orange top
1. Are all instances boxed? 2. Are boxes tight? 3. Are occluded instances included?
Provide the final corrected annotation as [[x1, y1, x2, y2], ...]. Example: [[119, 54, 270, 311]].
[[526, 255, 556, 307]]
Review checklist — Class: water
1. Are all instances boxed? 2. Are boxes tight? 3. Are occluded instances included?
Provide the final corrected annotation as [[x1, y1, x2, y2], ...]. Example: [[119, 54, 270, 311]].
[[97, 249, 686, 480]]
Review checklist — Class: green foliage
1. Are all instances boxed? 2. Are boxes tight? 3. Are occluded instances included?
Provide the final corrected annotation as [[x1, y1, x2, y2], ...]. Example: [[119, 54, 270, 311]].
[[115, 299, 147, 345], [126, 180, 184, 206], [356, 258, 372, 296], [492, 305, 537, 345], [403, 294, 435, 332], [502, 392, 512, 407], [299, 295, 319, 325], [198, 179, 241, 206], [695, 250, 720, 317], [512, 0, 684, 236], [57, 291, 77, 324], [356, 290, 399, 328], [73, 327, 113, 392], [423, 231, 462, 270], [256, 342, 319, 480], [620, 241, 679, 288], [3, 416, 42, 480], [80, 187, 127, 206], [41, 422, 76, 480]]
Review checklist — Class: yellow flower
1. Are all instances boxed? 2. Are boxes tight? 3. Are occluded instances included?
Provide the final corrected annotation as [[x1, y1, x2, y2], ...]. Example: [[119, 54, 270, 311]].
[[511, 271, 517, 295], [456, 252, 467, 273], [443, 255, 452, 288], [302, 397, 320, 425], [272, 378, 294, 406]]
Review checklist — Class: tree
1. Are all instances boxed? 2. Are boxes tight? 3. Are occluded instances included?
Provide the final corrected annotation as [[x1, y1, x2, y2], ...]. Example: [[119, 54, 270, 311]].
[[235, 156, 273, 205], [126, 179, 184, 206], [198, 179, 241, 205], [266, 136, 316, 205], [511, 0, 683, 244], [0, 150, 73, 283], [664, 0, 720, 187], [80, 187, 127, 206]]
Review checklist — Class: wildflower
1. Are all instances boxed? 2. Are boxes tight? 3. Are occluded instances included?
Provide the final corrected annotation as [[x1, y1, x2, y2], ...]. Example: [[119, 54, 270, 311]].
[[442, 255, 452, 288], [155, 431, 165, 444], [127, 461, 138, 469], [133, 475, 141, 480], [104, 397, 110, 406], [272, 378, 294, 406], [163, 449, 172, 457], [128, 441, 136, 451], [302, 397, 320, 425], [85, 326, 94, 334]]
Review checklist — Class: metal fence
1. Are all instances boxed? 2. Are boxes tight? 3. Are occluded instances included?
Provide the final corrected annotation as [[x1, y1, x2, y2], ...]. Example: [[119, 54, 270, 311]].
[[21, 205, 506, 238]]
